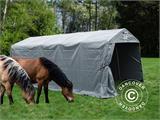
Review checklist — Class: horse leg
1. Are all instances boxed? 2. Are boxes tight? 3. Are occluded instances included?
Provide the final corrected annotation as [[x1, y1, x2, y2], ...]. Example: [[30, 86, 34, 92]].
[[43, 80, 49, 103], [4, 82, 14, 105], [36, 80, 43, 104], [0, 84, 5, 105], [11, 83, 14, 91]]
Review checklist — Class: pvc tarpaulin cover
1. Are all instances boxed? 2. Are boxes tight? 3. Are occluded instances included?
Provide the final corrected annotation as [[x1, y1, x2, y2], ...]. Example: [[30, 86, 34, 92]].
[[10, 28, 143, 98]]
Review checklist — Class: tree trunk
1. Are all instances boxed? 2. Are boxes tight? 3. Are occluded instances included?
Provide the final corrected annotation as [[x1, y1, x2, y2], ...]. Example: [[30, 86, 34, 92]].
[[107, 10, 112, 29], [88, 2, 91, 31], [2, 0, 9, 25], [62, 10, 65, 33], [95, 0, 98, 30]]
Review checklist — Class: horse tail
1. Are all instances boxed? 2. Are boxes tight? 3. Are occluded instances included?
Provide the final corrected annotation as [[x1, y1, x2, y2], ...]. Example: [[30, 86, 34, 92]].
[[0, 55, 34, 92]]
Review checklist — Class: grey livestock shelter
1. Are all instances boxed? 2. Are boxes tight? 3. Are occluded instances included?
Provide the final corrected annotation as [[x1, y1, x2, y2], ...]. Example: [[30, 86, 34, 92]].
[[11, 28, 143, 98]]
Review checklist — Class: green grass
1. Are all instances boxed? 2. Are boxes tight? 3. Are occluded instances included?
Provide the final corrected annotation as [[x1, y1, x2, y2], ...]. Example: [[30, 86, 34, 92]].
[[0, 58, 159, 120]]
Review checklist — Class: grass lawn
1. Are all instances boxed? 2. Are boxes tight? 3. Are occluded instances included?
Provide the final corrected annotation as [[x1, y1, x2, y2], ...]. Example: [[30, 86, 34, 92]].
[[0, 58, 159, 120]]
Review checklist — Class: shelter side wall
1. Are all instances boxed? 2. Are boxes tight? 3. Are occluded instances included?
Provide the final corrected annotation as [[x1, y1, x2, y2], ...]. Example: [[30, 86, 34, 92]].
[[11, 43, 117, 98], [98, 43, 117, 97]]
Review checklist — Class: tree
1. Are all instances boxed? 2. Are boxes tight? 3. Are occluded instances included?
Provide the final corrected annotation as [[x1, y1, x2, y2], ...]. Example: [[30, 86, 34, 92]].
[[115, 1, 159, 57], [2, 0, 9, 25], [0, 0, 60, 55], [55, 0, 118, 33], [98, 0, 118, 29]]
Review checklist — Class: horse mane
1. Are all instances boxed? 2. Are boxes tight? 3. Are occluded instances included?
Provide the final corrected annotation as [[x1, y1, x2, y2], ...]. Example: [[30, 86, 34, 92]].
[[0, 55, 34, 94], [39, 57, 73, 89]]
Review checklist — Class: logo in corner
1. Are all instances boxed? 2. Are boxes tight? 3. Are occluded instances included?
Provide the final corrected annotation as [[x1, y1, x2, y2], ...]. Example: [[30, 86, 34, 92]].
[[115, 79, 148, 112]]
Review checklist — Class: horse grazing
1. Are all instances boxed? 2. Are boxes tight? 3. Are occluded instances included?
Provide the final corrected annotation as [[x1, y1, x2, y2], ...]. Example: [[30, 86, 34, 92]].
[[13, 57, 74, 104], [0, 55, 35, 105]]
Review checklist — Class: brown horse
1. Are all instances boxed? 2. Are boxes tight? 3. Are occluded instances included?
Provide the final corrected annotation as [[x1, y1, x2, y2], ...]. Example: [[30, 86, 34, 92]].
[[0, 55, 35, 105], [13, 57, 74, 104]]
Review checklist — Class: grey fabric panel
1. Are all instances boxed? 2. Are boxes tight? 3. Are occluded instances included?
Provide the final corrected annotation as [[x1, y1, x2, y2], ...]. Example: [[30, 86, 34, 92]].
[[11, 43, 117, 98], [110, 28, 139, 43], [11, 28, 139, 51], [11, 29, 123, 50]]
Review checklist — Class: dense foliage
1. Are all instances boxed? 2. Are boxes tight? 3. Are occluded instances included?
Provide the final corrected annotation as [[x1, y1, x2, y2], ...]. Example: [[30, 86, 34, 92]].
[[116, 1, 159, 57], [55, 0, 118, 32], [0, 0, 60, 55]]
